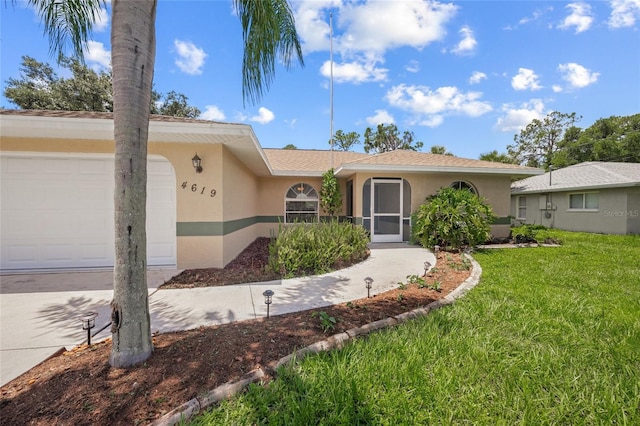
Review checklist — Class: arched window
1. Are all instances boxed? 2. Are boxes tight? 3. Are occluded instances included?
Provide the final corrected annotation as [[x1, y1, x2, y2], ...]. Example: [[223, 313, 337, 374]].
[[285, 183, 319, 223], [450, 180, 477, 194]]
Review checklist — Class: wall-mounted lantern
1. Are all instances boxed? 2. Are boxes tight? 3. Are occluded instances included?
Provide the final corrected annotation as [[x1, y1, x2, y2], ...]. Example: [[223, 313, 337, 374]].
[[192, 153, 203, 173]]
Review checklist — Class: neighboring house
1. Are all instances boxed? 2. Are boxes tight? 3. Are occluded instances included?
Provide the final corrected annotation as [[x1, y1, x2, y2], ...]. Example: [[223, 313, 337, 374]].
[[1, 109, 542, 272], [511, 162, 640, 235]]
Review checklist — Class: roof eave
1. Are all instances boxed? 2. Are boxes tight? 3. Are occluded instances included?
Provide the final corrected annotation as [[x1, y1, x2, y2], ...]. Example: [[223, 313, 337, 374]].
[[335, 163, 543, 177], [0, 113, 274, 176], [511, 181, 640, 194]]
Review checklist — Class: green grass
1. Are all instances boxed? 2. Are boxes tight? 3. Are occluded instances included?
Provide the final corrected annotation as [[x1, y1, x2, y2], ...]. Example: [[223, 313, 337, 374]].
[[192, 232, 640, 425]]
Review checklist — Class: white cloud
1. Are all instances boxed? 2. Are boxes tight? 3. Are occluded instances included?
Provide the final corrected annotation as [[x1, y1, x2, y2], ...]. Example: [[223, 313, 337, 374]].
[[558, 2, 594, 33], [366, 109, 395, 125], [250, 107, 275, 124], [504, 7, 553, 30], [608, 0, 640, 28], [385, 84, 492, 126], [173, 40, 207, 75], [200, 105, 226, 121], [469, 71, 487, 84], [320, 58, 388, 84], [552, 85, 563, 93], [451, 26, 477, 55], [295, 0, 457, 55], [558, 62, 599, 88], [419, 115, 444, 127], [495, 99, 546, 132], [511, 68, 542, 91], [91, 6, 110, 32], [84, 40, 110, 69], [405, 60, 420, 73]]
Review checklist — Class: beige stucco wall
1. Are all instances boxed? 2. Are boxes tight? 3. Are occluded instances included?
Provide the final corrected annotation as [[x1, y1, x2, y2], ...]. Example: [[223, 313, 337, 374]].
[[350, 172, 513, 239], [511, 187, 639, 235], [0, 136, 234, 268]]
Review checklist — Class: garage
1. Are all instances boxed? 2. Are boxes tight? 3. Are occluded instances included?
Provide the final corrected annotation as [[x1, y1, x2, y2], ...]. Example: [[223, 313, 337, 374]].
[[1, 153, 176, 272]]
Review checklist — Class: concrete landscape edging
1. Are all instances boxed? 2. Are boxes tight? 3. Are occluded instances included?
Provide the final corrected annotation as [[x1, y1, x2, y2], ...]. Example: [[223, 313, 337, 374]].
[[148, 253, 482, 426]]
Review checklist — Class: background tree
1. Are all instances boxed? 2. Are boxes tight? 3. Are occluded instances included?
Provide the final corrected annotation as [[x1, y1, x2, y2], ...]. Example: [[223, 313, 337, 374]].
[[152, 90, 200, 118], [4, 55, 112, 111], [555, 114, 640, 165], [320, 168, 342, 217], [30, 0, 303, 368], [282, 143, 297, 149], [478, 150, 517, 164], [329, 129, 360, 151], [508, 111, 580, 170], [5, 55, 199, 116], [429, 145, 453, 156], [363, 123, 424, 154]]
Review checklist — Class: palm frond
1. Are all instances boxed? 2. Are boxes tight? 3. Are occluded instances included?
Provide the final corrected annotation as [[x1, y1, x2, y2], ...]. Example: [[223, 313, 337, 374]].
[[234, 0, 304, 106], [28, 0, 106, 61]]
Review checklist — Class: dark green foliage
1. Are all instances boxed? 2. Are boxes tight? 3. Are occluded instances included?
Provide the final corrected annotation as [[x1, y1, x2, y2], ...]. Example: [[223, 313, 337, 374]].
[[4, 55, 200, 117], [363, 123, 424, 154], [320, 169, 342, 217], [411, 187, 496, 250], [268, 220, 369, 278], [330, 129, 360, 151]]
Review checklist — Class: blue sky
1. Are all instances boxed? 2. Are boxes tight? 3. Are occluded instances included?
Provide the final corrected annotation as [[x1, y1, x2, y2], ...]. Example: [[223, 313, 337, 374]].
[[1, 0, 639, 159]]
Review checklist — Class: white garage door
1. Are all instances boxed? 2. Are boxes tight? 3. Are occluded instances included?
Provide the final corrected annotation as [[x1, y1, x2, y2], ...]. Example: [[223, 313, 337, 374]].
[[1, 153, 176, 271]]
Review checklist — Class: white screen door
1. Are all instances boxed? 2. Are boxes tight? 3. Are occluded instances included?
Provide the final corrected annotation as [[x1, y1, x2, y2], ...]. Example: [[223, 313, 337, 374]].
[[371, 179, 402, 242]]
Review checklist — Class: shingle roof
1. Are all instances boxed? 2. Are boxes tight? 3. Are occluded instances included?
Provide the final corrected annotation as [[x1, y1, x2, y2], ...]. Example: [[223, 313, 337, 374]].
[[511, 162, 640, 193], [1, 109, 543, 178], [263, 149, 367, 174], [0, 108, 236, 125], [343, 149, 535, 170]]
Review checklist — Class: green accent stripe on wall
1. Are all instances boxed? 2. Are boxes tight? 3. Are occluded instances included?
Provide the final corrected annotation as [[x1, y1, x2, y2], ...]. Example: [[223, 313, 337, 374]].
[[177, 216, 283, 237], [492, 216, 511, 225]]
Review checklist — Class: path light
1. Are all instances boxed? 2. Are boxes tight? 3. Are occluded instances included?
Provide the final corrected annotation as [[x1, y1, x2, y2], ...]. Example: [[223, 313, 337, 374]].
[[424, 261, 432, 276], [434, 245, 440, 254], [263, 289, 274, 319], [81, 312, 98, 346], [365, 277, 373, 298]]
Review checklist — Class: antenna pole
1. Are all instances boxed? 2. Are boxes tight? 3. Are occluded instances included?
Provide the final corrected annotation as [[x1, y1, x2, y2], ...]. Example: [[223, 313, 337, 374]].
[[330, 12, 334, 170]]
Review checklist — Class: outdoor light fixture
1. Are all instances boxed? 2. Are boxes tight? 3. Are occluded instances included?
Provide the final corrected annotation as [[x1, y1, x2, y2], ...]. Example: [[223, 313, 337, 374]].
[[365, 277, 373, 298], [263, 289, 274, 319], [434, 245, 440, 254], [424, 261, 432, 276], [192, 153, 203, 173], [81, 312, 98, 346]]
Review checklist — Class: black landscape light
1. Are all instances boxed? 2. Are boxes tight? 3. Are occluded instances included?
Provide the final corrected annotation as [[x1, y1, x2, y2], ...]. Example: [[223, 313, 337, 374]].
[[424, 261, 431, 276], [365, 277, 373, 298], [81, 312, 98, 346], [263, 289, 274, 319]]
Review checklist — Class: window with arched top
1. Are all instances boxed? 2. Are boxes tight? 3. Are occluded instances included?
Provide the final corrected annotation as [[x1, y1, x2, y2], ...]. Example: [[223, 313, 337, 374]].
[[285, 183, 319, 223], [450, 180, 477, 194]]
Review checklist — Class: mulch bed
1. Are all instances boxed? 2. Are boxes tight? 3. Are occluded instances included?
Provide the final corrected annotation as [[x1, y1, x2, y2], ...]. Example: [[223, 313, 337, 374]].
[[0, 239, 471, 425]]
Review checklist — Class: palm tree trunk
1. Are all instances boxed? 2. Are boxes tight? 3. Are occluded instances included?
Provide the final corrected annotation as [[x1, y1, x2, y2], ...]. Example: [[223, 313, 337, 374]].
[[109, 0, 157, 368]]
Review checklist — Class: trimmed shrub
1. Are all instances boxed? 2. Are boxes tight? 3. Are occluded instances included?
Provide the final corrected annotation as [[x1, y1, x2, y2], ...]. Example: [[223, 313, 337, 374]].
[[411, 187, 496, 250], [268, 220, 369, 278]]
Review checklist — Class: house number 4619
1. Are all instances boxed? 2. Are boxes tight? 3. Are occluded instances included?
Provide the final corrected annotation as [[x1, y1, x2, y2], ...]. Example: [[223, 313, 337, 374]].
[[181, 181, 217, 197]]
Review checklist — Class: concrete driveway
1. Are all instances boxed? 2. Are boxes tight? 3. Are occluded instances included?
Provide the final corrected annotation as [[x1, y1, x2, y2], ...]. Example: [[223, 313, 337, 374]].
[[0, 269, 181, 386], [0, 244, 435, 386]]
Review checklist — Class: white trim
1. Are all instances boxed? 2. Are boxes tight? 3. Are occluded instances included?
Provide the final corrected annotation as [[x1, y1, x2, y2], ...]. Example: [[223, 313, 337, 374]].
[[336, 163, 542, 177]]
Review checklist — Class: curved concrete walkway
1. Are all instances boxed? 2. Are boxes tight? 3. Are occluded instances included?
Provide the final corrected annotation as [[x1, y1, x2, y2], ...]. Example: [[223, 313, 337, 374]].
[[0, 243, 434, 386]]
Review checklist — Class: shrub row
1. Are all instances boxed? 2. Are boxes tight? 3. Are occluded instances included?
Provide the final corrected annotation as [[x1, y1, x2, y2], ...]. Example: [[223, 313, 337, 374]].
[[268, 220, 369, 278]]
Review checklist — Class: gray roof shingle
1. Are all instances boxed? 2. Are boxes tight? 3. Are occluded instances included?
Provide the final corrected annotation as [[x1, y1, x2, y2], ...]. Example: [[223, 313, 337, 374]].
[[511, 162, 640, 193]]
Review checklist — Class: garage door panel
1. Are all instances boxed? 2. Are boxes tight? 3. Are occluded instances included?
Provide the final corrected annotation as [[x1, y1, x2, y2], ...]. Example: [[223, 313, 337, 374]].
[[4, 243, 38, 264], [1, 155, 176, 271]]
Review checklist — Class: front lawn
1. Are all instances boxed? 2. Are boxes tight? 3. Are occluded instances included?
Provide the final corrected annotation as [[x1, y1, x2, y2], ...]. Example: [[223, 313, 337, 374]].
[[194, 231, 640, 424]]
